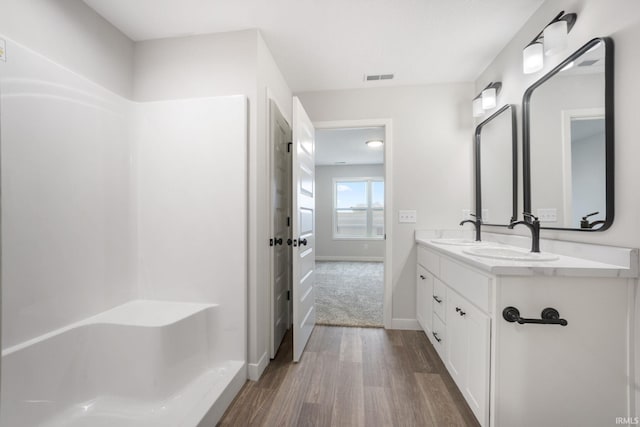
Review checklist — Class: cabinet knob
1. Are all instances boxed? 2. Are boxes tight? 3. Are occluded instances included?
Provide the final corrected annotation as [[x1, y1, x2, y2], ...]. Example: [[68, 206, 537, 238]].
[[433, 295, 442, 303], [432, 332, 442, 343], [419, 274, 426, 280], [456, 307, 466, 316]]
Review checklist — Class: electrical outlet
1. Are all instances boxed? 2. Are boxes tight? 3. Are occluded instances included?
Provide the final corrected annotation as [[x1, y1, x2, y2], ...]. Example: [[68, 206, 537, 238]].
[[537, 208, 557, 222], [398, 210, 417, 223]]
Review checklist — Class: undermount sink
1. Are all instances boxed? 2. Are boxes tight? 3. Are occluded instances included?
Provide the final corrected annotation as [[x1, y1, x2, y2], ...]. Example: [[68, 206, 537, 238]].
[[430, 238, 489, 246], [462, 246, 560, 262]]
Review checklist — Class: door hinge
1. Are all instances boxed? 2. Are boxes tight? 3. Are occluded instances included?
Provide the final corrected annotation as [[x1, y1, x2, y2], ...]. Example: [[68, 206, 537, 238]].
[[287, 290, 291, 301], [287, 142, 292, 153], [287, 216, 291, 227]]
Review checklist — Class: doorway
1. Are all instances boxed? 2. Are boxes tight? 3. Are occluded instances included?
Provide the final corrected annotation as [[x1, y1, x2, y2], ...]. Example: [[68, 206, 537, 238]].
[[268, 113, 392, 359], [314, 127, 385, 327], [313, 120, 392, 330], [268, 99, 293, 359]]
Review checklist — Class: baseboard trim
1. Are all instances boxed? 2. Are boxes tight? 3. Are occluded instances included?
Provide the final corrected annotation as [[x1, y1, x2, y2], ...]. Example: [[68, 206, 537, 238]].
[[390, 318, 421, 330], [316, 256, 384, 262], [247, 351, 269, 381]]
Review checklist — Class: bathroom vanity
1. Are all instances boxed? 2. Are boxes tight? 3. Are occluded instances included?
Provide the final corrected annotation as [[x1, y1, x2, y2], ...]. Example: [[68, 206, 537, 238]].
[[415, 230, 637, 427]]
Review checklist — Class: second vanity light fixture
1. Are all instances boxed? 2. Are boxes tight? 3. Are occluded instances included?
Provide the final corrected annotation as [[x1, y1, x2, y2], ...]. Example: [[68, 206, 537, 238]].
[[523, 11, 577, 74], [472, 82, 502, 117]]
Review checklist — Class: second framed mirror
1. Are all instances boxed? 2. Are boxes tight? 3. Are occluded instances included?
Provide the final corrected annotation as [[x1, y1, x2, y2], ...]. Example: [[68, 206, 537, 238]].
[[523, 37, 614, 231], [475, 104, 518, 226]]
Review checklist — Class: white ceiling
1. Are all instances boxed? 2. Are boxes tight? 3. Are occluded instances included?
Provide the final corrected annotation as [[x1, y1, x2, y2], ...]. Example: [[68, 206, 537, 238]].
[[315, 127, 384, 166], [83, 0, 544, 93]]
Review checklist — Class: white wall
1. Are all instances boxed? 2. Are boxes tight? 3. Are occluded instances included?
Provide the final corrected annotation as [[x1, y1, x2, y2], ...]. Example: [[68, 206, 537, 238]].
[[315, 164, 385, 260], [0, 39, 135, 348], [474, 0, 640, 413], [133, 96, 247, 362], [133, 30, 293, 378], [297, 84, 475, 321], [0, 0, 134, 98]]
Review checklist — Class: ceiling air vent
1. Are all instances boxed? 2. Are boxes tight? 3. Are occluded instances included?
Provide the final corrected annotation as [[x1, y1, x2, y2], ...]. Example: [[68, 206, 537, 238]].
[[364, 73, 394, 82], [578, 59, 599, 67]]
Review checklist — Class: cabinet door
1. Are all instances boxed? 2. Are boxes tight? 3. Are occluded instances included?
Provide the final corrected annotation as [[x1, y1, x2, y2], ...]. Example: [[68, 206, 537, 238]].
[[416, 265, 433, 333], [446, 290, 490, 427], [464, 303, 490, 427], [446, 291, 467, 388]]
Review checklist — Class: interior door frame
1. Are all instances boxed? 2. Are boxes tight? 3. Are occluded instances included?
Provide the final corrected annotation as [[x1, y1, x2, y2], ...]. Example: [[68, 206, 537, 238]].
[[267, 90, 293, 360], [312, 118, 393, 329], [560, 107, 605, 228]]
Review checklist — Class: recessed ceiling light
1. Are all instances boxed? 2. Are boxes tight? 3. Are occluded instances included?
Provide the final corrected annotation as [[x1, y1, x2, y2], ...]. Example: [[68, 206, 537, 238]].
[[365, 140, 384, 148]]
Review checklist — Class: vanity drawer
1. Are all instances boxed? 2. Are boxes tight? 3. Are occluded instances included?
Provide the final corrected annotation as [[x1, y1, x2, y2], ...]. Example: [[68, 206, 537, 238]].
[[439, 257, 491, 313], [417, 245, 439, 275], [432, 278, 447, 322], [430, 313, 446, 360]]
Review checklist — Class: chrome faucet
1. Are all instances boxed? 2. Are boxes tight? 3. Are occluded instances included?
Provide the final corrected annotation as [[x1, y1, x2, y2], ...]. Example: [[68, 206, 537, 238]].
[[508, 212, 541, 253], [460, 213, 482, 242]]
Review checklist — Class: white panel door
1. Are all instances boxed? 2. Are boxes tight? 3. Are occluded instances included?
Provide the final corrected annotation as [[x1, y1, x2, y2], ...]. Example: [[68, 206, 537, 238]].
[[291, 96, 315, 362], [270, 100, 292, 358]]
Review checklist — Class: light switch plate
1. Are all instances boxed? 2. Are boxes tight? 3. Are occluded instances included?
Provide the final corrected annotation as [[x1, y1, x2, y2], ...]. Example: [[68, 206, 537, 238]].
[[399, 210, 417, 223], [537, 208, 557, 222]]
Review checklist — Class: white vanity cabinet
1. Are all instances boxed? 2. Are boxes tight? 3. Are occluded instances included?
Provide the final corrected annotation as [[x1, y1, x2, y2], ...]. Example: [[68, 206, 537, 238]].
[[416, 245, 491, 426], [415, 232, 638, 427]]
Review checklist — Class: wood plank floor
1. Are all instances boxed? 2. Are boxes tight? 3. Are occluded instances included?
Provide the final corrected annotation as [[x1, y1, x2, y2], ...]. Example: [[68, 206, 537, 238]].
[[216, 326, 480, 427]]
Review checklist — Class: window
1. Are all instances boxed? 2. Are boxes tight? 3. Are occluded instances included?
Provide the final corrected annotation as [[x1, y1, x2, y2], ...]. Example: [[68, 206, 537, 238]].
[[334, 178, 384, 239]]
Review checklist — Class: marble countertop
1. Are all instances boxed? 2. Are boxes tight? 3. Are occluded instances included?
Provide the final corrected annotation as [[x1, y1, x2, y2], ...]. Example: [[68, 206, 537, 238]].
[[415, 230, 639, 278]]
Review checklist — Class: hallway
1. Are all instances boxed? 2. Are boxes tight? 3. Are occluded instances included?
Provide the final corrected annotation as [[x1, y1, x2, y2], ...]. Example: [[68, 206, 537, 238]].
[[218, 326, 479, 426]]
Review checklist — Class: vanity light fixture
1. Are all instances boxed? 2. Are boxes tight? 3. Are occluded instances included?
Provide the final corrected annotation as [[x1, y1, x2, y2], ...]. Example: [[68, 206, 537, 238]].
[[481, 86, 497, 109], [472, 82, 502, 117], [523, 42, 544, 74], [472, 97, 484, 117], [365, 139, 383, 148], [522, 11, 577, 74]]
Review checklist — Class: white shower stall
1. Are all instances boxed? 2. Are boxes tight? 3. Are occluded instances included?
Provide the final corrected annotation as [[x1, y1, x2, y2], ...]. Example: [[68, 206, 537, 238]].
[[0, 36, 247, 426]]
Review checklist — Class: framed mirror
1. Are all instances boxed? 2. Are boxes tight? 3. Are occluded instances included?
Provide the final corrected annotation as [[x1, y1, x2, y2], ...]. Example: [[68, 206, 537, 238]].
[[523, 37, 613, 231], [475, 104, 518, 226]]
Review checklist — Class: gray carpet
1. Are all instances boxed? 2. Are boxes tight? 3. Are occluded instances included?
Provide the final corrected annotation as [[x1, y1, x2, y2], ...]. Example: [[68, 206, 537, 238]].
[[315, 261, 384, 327]]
